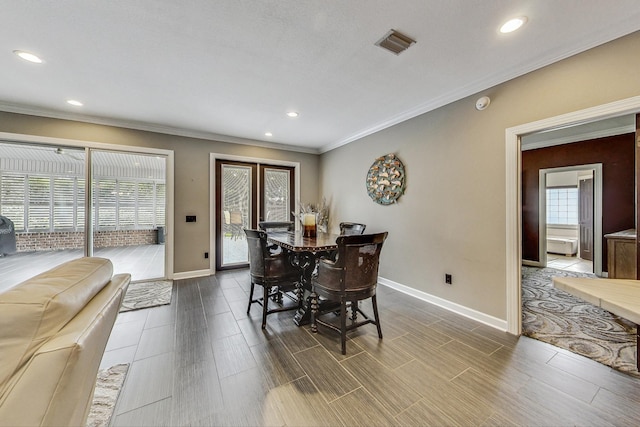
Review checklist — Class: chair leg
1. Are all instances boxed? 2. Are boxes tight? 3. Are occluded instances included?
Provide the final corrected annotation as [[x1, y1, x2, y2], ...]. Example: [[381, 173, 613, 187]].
[[247, 282, 255, 314], [372, 295, 383, 339], [350, 301, 358, 322], [262, 285, 269, 329], [295, 282, 304, 309], [341, 297, 347, 355]]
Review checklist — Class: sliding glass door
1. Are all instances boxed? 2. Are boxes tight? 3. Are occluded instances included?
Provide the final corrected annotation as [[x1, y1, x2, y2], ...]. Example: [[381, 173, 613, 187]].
[[91, 150, 166, 281], [0, 141, 167, 291], [215, 160, 294, 270]]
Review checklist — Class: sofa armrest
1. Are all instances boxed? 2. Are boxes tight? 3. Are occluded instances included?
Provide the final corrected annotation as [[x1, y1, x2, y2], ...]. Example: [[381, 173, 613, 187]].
[[0, 273, 130, 427]]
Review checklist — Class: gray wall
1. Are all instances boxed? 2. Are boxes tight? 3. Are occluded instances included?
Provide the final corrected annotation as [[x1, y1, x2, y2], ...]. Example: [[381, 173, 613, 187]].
[[0, 113, 319, 274], [320, 30, 640, 321], [2, 29, 640, 324]]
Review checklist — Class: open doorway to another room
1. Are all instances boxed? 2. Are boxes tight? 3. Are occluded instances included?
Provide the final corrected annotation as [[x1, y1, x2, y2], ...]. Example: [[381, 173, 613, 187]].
[[540, 166, 600, 275]]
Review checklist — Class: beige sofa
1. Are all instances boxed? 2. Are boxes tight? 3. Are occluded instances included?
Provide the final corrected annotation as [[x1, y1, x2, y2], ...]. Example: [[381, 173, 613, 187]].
[[0, 257, 130, 427]]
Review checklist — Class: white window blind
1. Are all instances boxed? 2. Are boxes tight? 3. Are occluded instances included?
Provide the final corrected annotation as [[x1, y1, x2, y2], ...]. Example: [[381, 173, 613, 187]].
[[53, 177, 75, 229], [137, 182, 155, 227], [96, 179, 117, 229], [0, 174, 26, 231], [1, 172, 164, 232], [156, 183, 166, 227], [28, 176, 51, 230], [118, 181, 136, 228], [77, 178, 85, 231]]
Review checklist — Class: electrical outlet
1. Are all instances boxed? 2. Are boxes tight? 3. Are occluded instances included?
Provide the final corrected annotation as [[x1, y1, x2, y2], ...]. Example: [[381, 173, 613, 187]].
[[204, 252, 209, 259], [445, 274, 452, 285]]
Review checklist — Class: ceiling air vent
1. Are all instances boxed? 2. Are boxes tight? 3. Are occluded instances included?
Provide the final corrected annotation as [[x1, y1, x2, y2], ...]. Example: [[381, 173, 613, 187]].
[[375, 29, 416, 55]]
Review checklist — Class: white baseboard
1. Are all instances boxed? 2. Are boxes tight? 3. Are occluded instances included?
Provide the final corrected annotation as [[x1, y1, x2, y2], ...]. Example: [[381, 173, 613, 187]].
[[378, 276, 508, 332], [171, 269, 213, 280]]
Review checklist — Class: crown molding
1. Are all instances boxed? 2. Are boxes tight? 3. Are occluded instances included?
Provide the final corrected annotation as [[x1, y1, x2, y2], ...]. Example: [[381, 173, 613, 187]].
[[320, 23, 640, 153], [0, 102, 320, 155]]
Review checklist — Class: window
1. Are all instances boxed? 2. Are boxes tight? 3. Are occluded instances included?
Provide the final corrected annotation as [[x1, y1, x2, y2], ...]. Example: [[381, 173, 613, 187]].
[[95, 179, 117, 229], [546, 187, 578, 225], [0, 172, 165, 232], [118, 181, 137, 228], [137, 182, 155, 227], [28, 176, 50, 230], [0, 174, 26, 231], [263, 168, 290, 221], [53, 177, 76, 229]]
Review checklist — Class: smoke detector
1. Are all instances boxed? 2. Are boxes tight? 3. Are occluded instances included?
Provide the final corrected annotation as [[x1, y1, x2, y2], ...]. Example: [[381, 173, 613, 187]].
[[375, 29, 416, 55]]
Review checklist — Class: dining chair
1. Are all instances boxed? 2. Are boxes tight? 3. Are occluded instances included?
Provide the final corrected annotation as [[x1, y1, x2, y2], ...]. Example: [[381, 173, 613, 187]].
[[326, 222, 367, 261], [339, 222, 366, 235], [311, 232, 388, 354], [258, 221, 295, 232], [244, 229, 303, 328], [229, 210, 244, 240]]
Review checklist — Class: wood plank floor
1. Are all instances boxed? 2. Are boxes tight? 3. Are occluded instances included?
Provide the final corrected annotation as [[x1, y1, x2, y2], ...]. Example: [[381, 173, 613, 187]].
[[102, 269, 640, 426]]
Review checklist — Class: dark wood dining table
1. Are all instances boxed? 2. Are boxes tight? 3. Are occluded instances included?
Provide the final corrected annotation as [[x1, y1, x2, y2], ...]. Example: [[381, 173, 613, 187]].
[[267, 231, 340, 330]]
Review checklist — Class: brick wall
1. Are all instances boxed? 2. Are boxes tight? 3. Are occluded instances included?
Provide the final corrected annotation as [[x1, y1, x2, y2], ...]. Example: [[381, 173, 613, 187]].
[[15, 229, 159, 252]]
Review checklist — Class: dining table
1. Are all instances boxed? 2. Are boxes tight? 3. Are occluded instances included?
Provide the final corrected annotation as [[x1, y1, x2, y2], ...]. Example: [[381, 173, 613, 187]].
[[267, 230, 340, 331]]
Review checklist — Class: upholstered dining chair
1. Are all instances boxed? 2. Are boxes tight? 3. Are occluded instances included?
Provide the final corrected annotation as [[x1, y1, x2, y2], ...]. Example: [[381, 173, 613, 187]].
[[311, 232, 388, 354], [339, 222, 366, 235], [244, 229, 303, 328], [258, 221, 295, 232]]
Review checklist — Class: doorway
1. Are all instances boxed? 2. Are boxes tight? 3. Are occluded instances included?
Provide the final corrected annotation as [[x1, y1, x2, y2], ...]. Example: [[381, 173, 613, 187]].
[[213, 157, 297, 270], [538, 165, 602, 275], [0, 139, 172, 291], [505, 96, 640, 335]]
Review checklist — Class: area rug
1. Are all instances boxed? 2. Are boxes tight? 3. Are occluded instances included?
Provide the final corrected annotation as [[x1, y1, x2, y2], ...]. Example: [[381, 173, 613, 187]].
[[120, 280, 173, 312], [86, 364, 129, 427], [522, 266, 638, 377]]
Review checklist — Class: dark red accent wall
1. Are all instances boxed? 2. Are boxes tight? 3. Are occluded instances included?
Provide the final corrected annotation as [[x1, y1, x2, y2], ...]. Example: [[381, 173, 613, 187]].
[[521, 133, 635, 271]]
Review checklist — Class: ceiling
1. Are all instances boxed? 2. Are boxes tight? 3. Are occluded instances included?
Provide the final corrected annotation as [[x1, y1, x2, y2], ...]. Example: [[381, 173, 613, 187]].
[[2, 1, 640, 154]]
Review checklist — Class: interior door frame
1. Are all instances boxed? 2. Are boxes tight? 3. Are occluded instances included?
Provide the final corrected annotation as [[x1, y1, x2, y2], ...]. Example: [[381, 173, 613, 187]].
[[537, 164, 603, 276], [505, 94, 640, 335], [209, 153, 300, 273]]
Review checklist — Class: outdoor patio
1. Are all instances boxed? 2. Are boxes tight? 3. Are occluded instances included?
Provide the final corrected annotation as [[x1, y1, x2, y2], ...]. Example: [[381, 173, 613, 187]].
[[0, 244, 164, 293]]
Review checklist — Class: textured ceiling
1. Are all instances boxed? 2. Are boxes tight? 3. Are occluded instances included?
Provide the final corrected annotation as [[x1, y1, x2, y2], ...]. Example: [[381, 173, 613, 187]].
[[1, 1, 640, 153]]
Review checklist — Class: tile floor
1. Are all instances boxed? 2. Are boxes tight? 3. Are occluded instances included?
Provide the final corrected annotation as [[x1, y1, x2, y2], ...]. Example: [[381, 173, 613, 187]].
[[0, 244, 165, 293], [546, 252, 593, 274], [99, 269, 640, 426]]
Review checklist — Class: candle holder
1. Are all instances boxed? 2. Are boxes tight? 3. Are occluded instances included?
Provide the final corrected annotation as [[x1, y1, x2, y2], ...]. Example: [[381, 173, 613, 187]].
[[302, 213, 317, 238]]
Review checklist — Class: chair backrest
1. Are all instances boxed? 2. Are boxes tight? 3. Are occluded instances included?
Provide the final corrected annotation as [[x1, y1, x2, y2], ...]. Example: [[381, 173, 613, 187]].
[[230, 211, 243, 225], [334, 232, 387, 290], [258, 221, 295, 232], [244, 229, 268, 277], [339, 222, 366, 235]]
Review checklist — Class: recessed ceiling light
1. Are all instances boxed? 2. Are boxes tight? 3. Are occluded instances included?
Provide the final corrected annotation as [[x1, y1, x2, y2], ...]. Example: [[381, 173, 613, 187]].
[[66, 99, 83, 107], [13, 50, 43, 63], [286, 111, 299, 118], [500, 17, 527, 33], [265, 132, 273, 137]]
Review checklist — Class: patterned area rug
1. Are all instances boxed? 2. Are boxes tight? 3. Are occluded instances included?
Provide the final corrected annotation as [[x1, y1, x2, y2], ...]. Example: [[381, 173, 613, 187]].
[[120, 280, 173, 312], [522, 266, 638, 377], [86, 364, 129, 427]]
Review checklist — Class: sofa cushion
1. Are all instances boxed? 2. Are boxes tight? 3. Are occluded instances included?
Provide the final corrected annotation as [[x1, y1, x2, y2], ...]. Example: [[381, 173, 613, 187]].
[[0, 257, 113, 389]]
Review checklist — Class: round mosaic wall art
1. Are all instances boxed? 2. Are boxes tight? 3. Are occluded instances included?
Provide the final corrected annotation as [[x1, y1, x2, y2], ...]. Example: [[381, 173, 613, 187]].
[[366, 153, 406, 205]]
